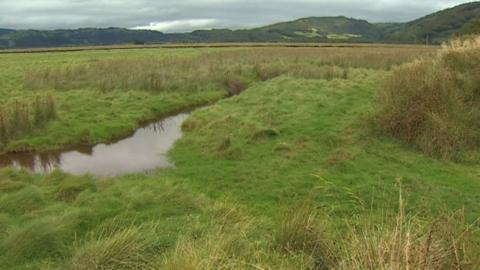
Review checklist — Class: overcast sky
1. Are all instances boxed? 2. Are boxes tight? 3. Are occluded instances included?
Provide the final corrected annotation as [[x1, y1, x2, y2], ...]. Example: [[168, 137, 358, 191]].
[[0, 0, 474, 32]]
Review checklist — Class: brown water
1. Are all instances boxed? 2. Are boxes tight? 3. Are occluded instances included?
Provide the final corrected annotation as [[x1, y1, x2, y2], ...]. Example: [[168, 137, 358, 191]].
[[0, 113, 189, 177]]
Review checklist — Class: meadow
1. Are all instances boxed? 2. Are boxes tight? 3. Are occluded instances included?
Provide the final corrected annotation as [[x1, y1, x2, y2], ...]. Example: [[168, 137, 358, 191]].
[[0, 43, 479, 269]]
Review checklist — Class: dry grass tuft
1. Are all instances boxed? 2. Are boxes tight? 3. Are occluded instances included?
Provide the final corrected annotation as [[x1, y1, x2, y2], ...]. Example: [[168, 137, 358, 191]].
[[336, 190, 479, 269], [376, 36, 480, 160], [273, 187, 479, 270]]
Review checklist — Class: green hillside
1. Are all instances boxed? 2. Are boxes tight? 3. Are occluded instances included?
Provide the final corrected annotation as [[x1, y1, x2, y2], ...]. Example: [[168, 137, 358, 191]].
[[385, 2, 480, 43], [257, 16, 380, 41]]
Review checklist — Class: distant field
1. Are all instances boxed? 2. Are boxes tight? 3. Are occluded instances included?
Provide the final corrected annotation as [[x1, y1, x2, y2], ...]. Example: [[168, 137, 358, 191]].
[[0, 42, 438, 54], [1, 44, 478, 269]]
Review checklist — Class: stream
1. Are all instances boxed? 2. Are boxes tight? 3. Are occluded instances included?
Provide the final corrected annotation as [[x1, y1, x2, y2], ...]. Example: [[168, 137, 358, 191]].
[[0, 112, 190, 177]]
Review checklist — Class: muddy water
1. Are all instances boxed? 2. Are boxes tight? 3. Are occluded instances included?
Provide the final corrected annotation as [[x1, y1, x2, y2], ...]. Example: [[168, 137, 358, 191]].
[[0, 113, 189, 177]]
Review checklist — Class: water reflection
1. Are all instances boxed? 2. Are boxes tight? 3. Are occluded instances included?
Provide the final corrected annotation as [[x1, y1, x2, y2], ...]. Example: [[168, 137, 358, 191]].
[[0, 113, 189, 177]]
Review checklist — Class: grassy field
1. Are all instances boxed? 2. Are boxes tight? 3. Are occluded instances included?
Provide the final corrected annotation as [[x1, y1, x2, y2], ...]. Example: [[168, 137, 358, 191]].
[[0, 42, 438, 54], [0, 44, 479, 269]]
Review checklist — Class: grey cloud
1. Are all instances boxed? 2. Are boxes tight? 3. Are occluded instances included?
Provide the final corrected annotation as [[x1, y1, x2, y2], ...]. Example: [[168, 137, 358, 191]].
[[0, 0, 473, 31]]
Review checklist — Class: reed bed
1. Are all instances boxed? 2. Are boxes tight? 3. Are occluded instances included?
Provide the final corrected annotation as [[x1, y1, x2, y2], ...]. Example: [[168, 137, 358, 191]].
[[0, 95, 56, 148], [24, 46, 434, 94]]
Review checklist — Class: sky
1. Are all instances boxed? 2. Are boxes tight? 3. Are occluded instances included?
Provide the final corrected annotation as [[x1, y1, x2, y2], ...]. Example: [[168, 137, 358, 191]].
[[0, 0, 475, 32]]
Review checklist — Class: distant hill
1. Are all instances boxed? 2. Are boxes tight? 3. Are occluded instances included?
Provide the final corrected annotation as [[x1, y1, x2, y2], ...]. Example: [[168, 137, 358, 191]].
[[384, 2, 480, 43], [1, 2, 479, 49], [0, 29, 14, 35], [256, 16, 381, 42], [0, 28, 172, 48]]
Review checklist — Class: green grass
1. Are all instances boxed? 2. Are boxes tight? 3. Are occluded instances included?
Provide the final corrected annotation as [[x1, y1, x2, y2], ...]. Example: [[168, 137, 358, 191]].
[[294, 28, 323, 38], [0, 46, 433, 153], [0, 48, 225, 153], [170, 70, 480, 220], [0, 45, 478, 269]]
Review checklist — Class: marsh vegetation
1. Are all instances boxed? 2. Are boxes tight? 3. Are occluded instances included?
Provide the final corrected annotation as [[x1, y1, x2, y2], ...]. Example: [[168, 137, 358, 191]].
[[377, 37, 480, 161], [0, 95, 56, 148], [0, 42, 479, 269]]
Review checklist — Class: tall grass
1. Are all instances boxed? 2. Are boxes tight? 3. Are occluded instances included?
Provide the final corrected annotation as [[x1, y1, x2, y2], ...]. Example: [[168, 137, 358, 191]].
[[376, 36, 480, 161], [0, 94, 56, 148], [159, 191, 479, 270], [274, 191, 480, 270], [24, 47, 434, 94]]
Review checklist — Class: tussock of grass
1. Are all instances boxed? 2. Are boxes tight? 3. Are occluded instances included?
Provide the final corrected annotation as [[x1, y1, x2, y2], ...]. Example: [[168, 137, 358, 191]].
[[0, 168, 35, 183], [0, 185, 45, 215], [161, 201, 276, 270], [0, 216, 69, 266], [215, 136, 244, 160], [376, 36, 480, 161], [274, 199, 337, 269], [53, 175, 96, 202], [0, 179, 25, 192], [70, 222, 158, 270], [0, 168, 36, 192]]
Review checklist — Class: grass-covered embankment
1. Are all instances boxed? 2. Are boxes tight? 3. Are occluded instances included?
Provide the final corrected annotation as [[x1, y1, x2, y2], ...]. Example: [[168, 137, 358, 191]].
[[171, 68, 480, 221]]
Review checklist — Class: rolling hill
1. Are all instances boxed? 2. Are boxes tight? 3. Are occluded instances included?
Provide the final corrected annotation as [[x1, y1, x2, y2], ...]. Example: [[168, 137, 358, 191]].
[[0, 2, 479, 49], [256, 16, 381, 42], [384, 1, 480, 43]]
